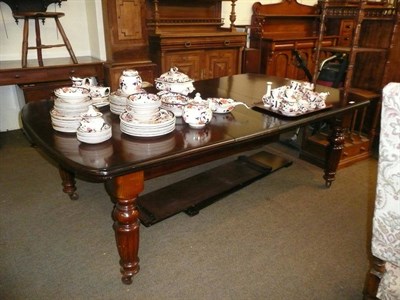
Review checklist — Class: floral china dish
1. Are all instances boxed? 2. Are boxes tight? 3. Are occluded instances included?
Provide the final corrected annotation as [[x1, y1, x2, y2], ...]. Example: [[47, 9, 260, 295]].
[[79, 105, 108, 132], [155, 67, 195, 95], [159, 92, 189, 117], [54, 87, 90, 100], [77, 105, 111, 144], [182, 93, 213, 129], [119, 69, 143, 95], [208, 98, 250, 114], [127, 93, 161, 115]]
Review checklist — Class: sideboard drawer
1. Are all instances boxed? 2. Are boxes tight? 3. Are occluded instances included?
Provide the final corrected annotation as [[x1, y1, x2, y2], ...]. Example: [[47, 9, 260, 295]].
[[0, 57, 105, 86], [157, 35, 246, 50], [0, 69, 49, 85]]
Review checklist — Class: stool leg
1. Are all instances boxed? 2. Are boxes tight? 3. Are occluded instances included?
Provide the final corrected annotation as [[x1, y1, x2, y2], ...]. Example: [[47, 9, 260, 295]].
[[54, 17, 78, 64], [34, 17, 43, 67], [21, 17, 29, 68]]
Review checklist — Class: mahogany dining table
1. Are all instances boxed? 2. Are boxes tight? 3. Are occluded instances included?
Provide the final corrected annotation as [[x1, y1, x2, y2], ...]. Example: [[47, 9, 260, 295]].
[[21, 73, 370, 284]]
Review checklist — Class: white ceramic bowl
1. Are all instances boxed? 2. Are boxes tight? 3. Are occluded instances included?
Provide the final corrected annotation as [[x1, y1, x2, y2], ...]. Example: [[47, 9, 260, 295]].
[[54, 87, 90, 100], [127, 93, 161, 110], [160, 92, 189, 117], [77, 126, 112, 144]]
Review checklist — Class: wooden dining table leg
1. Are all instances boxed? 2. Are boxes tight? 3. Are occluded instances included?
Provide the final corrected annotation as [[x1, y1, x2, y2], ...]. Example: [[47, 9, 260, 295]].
[[105, 171, 144, 284], [58, 166, 78, 200], [323, 119, 345, 187]]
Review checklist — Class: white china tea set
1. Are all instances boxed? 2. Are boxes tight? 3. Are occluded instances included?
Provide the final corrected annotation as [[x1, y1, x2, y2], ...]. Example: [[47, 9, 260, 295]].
[[262, 80, 329, 116], [50, 67, 328, 145]]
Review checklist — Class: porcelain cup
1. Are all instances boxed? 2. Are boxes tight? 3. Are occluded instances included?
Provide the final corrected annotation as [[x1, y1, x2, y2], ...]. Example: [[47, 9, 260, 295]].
[[90, 86, 110, 99], [71, 77, 94, 88]]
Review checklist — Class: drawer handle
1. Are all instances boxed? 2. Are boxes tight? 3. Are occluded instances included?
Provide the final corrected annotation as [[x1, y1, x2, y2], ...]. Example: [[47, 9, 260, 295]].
[[69, 69, 76, 74], [14, 74, 21, 78], [345, 25, 352, 29], [224, 40, 230, 46], [184, 41, 191, 48]]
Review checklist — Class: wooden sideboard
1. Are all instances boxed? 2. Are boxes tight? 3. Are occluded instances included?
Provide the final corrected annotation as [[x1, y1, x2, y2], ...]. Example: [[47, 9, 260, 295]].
[[0, 56, 104, 102], [249, 0, 337, 81], [146, 0, 246, 81]]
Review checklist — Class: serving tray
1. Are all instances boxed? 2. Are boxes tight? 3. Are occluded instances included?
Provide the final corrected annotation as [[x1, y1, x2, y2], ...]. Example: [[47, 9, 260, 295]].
[[253, 102, 332, 118]]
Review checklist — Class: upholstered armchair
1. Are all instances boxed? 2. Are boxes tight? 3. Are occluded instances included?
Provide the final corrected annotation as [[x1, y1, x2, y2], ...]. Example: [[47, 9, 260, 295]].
[[364, 82, 400, 299]]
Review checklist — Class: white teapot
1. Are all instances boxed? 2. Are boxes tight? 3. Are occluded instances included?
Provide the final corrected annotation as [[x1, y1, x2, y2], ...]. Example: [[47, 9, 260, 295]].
[[182, 93, 213, 128]]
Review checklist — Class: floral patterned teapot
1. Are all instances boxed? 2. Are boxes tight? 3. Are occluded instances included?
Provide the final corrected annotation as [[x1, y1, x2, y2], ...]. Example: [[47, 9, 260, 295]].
[[182, 93, 213, 128]]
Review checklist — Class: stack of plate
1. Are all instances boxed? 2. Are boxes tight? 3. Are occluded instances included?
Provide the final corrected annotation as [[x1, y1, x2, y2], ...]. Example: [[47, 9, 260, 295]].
[[51, 87, 91, 133], [53, 97, 92, 117], [120, 109, 176, 137]]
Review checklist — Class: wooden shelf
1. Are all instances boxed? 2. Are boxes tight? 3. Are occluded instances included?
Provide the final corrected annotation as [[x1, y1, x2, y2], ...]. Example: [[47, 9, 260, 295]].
[[138, 151, 292, 226], [321, 46, 388, 54], [302, 0, 398, 168]]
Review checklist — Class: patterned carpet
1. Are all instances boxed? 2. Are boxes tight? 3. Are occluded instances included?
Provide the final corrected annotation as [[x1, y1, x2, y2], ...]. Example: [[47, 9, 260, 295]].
[[0, 129, 377, 300]]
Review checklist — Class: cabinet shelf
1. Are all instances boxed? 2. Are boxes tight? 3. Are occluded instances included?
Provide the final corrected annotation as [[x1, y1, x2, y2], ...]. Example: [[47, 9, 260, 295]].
[[147, 18, 224, 26], [254, 14, 320, 18], [321, 46, 388, 54], [348, 87, 381, 100]]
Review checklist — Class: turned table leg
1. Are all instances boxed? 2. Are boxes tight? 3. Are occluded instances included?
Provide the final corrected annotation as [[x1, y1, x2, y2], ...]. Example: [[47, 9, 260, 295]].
[[324, 121, 345, 187], [105, 171, 144, 284], [58, 166, 79, 200]]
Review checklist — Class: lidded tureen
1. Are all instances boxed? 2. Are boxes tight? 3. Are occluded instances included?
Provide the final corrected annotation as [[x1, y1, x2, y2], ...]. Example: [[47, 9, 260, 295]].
[[155, 67, 195, 95]]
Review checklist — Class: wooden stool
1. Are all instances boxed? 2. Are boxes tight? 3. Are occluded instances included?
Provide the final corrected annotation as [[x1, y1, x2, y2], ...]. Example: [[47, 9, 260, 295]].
[[13, 11, 78, 68]]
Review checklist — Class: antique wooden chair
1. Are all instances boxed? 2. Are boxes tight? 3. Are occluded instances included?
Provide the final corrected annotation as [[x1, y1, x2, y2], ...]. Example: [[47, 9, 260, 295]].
[[364, 82, 400, 299], [2, 0, 77, 67]]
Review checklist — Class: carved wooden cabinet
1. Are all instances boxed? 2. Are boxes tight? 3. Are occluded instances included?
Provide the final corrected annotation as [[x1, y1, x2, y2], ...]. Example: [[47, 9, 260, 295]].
[[146, 0, 246, 81], [101, 0, 157, 90], [249, 1, 337, 81]]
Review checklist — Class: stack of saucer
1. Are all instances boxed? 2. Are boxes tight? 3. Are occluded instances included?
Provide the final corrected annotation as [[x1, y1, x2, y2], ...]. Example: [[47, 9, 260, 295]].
[[120, 93, 176, 137], [51, 87, 91, 132], [109, 89, 127, 115]]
